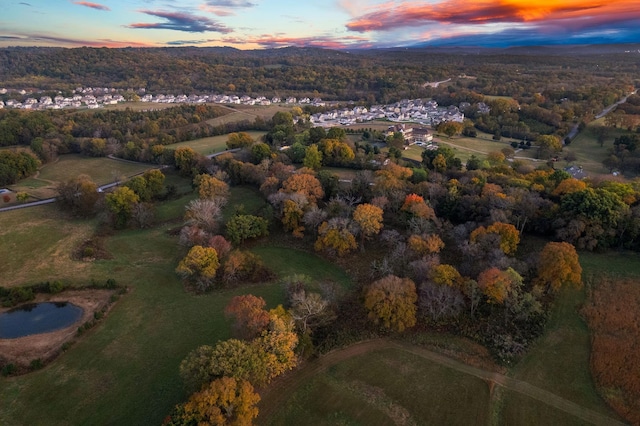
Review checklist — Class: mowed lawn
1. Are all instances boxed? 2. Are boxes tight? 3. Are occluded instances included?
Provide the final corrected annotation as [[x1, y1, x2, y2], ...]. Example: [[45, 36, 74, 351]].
[[165, 131, 267, 156], [0, 185, 353, 426], [265, 348, 490, 426]]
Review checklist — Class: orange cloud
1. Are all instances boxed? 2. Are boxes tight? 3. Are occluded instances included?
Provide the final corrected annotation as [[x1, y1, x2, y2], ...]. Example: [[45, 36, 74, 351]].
[[346, 0, 640, 32]]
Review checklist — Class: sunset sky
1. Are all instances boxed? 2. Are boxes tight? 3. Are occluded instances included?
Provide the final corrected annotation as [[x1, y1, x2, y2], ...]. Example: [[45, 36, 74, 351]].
[[1, 0, 639, 49]]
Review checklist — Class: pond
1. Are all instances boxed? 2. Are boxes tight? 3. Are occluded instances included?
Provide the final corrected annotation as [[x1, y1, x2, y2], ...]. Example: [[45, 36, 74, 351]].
[[0, 302, 84, 339]]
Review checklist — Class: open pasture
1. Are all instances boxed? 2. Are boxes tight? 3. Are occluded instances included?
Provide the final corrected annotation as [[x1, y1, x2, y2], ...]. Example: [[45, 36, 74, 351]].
[[0, 184, 353, 426], [9, 154, 153, 199], [165, 130, 266, 156]]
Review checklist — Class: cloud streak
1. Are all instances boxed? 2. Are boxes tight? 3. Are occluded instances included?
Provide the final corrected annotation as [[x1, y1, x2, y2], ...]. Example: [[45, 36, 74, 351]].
[[73, 1, 111, 11], [220, 34, 371, 49], [0, 32, 153, 47], [200, 0, 259, 17], [127, 10, 231, 33]]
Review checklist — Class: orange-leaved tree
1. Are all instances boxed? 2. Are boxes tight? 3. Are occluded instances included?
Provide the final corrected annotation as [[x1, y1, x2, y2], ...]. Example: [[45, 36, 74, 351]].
[[364, 275, 417, 332], [401, 193, 436, 220], [408, 233, 444, 256], [224, 295, 271, 340], [477, 267, 513, 304], [281, 172, 324, 204], [535, 242, 582, 292]]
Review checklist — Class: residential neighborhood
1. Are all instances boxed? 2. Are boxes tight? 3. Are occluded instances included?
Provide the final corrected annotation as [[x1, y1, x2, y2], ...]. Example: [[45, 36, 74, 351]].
[[0, 87, 476, 128]]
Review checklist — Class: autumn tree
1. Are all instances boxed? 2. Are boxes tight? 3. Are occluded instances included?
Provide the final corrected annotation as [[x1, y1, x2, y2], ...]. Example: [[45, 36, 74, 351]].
[[105, 186, 140, 228], [429, 264, 463, 288], [282, 198, 306, 238], [552, 178, 587, 197], [535, 242, 582, 292], [314, 219, 357, 256], [407, 233, 444, 256], [477, 267, 513, 304], [194, 174, 230, 200], [227, 132, 255, 149], [174, 146, 199, 176], [168, 377, 259, 426], [364, 275, 417, 332], [281, 173, 324, 204], [176, 245, 220, 291], [352, 203, 384, 248], [225, 295, 270, 340], [537, 134, 562, 159], [401, 193, 436, 220], [57, 174, 99, 217], [437, 121, 464, 138], [470, 222, 520, 255]]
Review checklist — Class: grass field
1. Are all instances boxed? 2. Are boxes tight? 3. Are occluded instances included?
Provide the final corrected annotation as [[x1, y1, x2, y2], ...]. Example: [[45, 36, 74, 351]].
[[8, 154, 153, 199], [500, 247, 640, 423], [265, 348, 490, 426], [165, 131, 266, 156], [0, 184, 354, 426], [566, 118, 628, 177]]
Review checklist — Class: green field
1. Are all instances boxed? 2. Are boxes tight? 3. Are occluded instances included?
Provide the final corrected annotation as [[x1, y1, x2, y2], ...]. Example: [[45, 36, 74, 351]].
[[0, 184, 355, 426], [8, 154, 153, 199], [165, 131, 267, 156], [566, 118, 629, 177], [265, 348, 491, 426]]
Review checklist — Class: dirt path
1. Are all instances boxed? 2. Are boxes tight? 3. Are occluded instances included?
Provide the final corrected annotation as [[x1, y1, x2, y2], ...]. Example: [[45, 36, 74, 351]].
[[257, 339, 625, 426]]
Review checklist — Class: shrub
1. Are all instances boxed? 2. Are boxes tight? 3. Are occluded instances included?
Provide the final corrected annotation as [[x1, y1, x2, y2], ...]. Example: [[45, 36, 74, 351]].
[[48, 280, 65, 294], [29, 359, 43, 371], [1, 363, 16, 376]]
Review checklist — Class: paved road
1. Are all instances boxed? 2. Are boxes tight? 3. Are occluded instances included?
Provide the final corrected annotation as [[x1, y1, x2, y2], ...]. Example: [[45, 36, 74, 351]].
[[258, 339, 626, 426]]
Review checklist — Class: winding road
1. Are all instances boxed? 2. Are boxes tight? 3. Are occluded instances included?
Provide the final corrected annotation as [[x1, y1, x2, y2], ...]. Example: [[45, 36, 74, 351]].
[[257, 339, 625, 425]]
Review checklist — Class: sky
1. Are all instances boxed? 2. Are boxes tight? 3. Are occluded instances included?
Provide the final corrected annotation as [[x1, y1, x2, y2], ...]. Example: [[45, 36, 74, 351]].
[[1, 0, 640, 49]]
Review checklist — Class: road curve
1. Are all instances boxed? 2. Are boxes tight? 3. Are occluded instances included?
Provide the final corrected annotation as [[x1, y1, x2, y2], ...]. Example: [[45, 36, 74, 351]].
[[257, 339, 625, 426]]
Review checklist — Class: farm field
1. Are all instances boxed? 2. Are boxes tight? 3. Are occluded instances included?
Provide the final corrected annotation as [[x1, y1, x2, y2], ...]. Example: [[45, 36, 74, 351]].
[[165, 130, 267, 156], [8, 154, 153, 199]]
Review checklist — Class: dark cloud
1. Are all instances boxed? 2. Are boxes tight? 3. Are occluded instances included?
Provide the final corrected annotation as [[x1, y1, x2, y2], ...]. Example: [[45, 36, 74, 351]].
[[413, 22, 640, 48], [165, 39, 214, 46], [19, 2, 32, 6], [128, 10, 231, 33], [73, 2, 111, 11]]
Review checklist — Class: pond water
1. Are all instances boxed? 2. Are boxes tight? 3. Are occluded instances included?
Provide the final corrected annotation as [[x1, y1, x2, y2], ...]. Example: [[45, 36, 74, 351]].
[[0, 302, 83, 339]]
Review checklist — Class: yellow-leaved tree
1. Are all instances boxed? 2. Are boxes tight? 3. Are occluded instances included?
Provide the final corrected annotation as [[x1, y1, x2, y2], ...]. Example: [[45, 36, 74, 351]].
[[364, 275, 417, 332], [173, 377, 260, 426], [176, 245, 220, 291], [352, 203, 384, 248]]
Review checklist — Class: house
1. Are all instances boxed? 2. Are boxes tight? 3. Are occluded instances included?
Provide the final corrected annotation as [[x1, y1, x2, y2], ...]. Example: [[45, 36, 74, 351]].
[[565, 165, 587, 179], [412, 127, 433, 143]]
